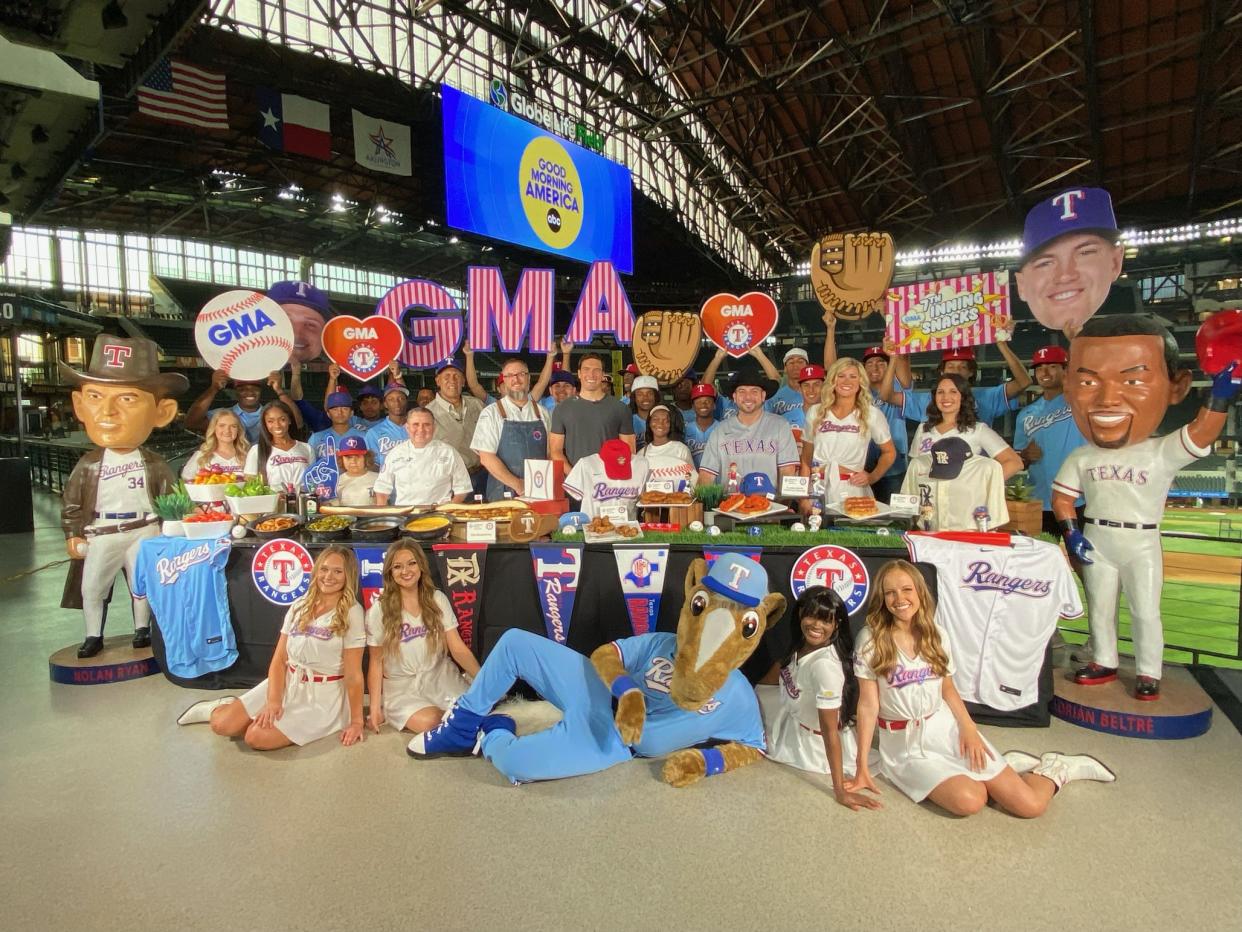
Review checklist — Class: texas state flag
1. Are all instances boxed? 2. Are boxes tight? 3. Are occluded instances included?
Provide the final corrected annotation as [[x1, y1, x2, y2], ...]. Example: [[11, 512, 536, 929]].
[[257, 87, 331, 160]]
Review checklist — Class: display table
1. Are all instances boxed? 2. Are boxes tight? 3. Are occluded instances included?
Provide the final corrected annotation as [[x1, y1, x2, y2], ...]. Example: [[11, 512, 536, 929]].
[[146, 538, 1053, 726]]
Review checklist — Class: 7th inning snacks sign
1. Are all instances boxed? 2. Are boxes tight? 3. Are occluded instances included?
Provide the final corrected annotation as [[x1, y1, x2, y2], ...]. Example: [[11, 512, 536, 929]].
[[885, 272, 1012, 354]]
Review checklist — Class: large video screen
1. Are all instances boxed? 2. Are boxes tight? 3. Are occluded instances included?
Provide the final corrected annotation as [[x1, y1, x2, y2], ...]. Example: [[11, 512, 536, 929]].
[[442, 84, 634, 273]]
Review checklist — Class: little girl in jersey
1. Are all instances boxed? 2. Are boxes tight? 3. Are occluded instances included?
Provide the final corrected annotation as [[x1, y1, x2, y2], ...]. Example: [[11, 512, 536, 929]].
[[848, 560, 1115, 817], [333, 436, 379, 506], [177, 545, 367, 750], [756, 586, 880, 812], [365, 541, 480, 734]]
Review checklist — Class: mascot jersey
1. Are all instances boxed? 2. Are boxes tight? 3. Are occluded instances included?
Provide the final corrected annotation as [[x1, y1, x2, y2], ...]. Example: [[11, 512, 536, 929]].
[[614, 632, 766, 758]]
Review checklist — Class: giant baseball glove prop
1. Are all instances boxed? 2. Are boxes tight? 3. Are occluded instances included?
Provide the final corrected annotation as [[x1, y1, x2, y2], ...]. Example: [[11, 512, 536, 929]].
[[811, 231, 895, 320], [632, 310, 702, 385]]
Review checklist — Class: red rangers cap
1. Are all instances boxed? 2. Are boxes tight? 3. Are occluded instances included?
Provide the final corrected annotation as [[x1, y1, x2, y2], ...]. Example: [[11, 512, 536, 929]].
[[1031, 345, 1068, 366], [862, 345, 888, 362], [941, 347, 976, 362], [690, 383, 717, 400], [797, 364, 826, 383], [624, 363, 640, 375]]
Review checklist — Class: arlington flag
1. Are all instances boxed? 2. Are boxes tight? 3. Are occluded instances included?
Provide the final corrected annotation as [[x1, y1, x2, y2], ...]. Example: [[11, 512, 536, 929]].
[[352, 109, 412, 176]]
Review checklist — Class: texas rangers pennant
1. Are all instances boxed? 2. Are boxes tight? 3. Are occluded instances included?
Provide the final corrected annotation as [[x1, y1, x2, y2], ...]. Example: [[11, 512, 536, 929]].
[[432, 543, 488, 649], [530, 543, 583, 645], [614, 546, 669, 636], [354, 546, 387, 610]]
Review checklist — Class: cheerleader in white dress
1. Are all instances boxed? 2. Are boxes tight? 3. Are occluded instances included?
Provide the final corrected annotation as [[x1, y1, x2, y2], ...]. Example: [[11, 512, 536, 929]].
[[177, 545, 367, 750], [756, 585, 880, 812], [364, 540, 480, 734], [848, 560, 1115, 817]]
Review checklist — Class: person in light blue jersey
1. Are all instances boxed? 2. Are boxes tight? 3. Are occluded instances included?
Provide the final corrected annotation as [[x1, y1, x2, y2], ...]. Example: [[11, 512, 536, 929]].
[[683, 383, 718, 468], [766, 347, 811, 424], [364, 382, 410, 467], [1014, 345, 1087, 533], [308, 390, 367, 461], [879, 341, 1032, 427]]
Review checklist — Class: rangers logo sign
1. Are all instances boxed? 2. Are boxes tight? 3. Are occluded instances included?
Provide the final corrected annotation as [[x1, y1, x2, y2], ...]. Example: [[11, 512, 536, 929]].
[[790, 544, 869, 613], [252, 538, 315, 605]]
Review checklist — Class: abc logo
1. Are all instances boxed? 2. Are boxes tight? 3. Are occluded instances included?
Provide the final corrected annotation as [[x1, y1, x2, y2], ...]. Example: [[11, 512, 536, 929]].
[[546, 208, 562, 232]]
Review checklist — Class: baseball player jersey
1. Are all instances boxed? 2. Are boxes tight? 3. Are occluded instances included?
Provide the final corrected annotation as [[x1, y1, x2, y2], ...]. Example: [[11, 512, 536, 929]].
[[95, 449, 150, 517], [766, 383, 805, 424], [133, 536, 236, 678], [613, 632, 766, 757], [230, 404, 263, 444], [902, 383, 1016, 425], [698, 411, 800, 484], [683, 420, 717, 467], [905, 534, 1082, 710], [1014, 393, 1087, 508], [1052, 425, 1210, 524], [854, 624, 956, 722], [244, 442, 312, 491], [805, 404, 892, 471], [563, 453, 650, 518], [308, 426, 367, 461], [364, 418, 408, 466], [910, 421, 1009, 458], [900, 453, 1009, 531]]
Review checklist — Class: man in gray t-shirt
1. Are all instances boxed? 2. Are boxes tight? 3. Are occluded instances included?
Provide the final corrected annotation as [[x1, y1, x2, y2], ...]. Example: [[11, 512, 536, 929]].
[[550, 352, 636, 466], [698, 370, 799, 487]]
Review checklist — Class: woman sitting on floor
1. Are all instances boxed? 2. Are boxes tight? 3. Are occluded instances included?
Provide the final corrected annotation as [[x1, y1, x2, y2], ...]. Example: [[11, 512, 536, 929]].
[[177, 545, 366, 750], [365, 540, 480, 734]]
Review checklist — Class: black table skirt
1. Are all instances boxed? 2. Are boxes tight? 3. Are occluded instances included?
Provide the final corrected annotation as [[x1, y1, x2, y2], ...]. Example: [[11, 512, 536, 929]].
[[149, 541, 1050, 726]]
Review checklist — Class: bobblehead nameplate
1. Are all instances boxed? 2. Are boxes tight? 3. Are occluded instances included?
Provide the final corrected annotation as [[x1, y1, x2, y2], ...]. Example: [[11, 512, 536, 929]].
[[889, 493, 919, 515], [780, 476, 810, 497], [466, 520, 497, 543], [599, 503, 630, 524]]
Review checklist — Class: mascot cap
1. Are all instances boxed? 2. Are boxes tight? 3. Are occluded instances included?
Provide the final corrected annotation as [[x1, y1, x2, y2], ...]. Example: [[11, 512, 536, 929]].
[[702, 553, 768, 608]]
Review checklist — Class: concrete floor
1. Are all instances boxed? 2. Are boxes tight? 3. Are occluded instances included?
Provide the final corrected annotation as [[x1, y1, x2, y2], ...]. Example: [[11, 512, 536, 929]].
[[2, 492, 1241, 931]]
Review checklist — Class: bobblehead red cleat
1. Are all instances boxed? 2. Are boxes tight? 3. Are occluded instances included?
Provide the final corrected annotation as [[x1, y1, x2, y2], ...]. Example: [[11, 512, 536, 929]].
[[1073, 662, 1119, 686], [1134, 676, 1161, 701]]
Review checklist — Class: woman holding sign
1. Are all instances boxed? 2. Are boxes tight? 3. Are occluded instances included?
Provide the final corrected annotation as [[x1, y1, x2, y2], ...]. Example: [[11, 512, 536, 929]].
[[799, 358, 895, 509], [908, 375, 1022, 479]]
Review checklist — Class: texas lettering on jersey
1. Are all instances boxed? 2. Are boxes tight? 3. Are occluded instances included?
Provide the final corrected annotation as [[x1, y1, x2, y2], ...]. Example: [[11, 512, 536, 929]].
[[716, 437, 779, 456], [1084, 464, 1149, 485]]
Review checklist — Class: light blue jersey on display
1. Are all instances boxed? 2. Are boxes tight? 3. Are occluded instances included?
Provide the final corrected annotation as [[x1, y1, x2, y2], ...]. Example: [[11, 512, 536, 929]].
[[1014, 393, 1087, 508], [365, 419, 407, 466], [133, 537, 236, 678], [613, 632, 766, 757]]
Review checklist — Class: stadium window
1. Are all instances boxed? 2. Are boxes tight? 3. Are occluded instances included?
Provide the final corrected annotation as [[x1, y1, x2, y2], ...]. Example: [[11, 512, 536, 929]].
[[84, 232, 123, 293], [124, 235, 151, 295], [58, 232, 84, 289], [2, 228, 54, 287], [185, 240, 212, 282], [153, 237, 184, 279], [212, 245, 239, 285]]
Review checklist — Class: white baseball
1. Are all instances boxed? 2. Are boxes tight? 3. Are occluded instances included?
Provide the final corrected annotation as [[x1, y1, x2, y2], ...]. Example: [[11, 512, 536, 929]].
[[688, 520, 704, 532], [708, 525, 721, 537], [195, 290, 295, 381], [230, 525, 248, 540], [791, 522, 806, 533], [563, 526, 579, 536]]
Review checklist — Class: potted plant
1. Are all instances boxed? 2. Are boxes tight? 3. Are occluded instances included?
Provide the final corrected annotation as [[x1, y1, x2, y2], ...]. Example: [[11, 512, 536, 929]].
[[694, 483, 724, 528], [154, 483, 194, 537], [1000, 474, 1043, 537]]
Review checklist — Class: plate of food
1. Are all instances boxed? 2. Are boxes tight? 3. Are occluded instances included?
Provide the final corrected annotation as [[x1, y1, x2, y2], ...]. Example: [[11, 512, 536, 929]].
[[826, 496, 894, 522], [717, 493, 790, 520], [249, 512, 303, 539], [303, 514, 354, 542], [402, 512, 454, 541], [582, 515, 644, 543], [638, 490, 696, 506], [436, 501, 532, 523]]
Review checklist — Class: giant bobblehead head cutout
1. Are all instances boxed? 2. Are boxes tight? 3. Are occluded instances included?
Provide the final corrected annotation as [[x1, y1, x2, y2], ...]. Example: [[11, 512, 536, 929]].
[[267, 280, 333, 363], [1064, 315, 1189, 449], [61, 337, 189, 449], [1014, 188, 1123, 338]]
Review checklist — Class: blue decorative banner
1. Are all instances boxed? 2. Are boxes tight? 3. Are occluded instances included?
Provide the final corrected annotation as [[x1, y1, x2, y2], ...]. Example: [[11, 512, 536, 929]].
[[354, 546, 387, 610], [530, 543, 584, 645], [614, 546, 669, 636]]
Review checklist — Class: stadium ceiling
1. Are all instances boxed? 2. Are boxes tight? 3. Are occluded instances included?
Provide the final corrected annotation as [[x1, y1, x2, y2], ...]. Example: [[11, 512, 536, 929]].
[[1, 0, 1240, 293]]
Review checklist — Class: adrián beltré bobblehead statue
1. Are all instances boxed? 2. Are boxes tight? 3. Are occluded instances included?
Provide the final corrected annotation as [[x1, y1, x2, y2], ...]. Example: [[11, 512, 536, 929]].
[[1051, 315, 1238, 700], [61, 337, 189, 658]]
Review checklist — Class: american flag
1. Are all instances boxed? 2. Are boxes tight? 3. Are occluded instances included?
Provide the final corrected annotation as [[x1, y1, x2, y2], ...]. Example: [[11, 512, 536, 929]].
[[566, 260, 636, 344], [466, 267, 554, 353], [137, 59, 228, 130], [375, 280, 463, 369]]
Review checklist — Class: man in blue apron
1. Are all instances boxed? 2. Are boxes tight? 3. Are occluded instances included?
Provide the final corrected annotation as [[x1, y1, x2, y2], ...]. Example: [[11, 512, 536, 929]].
[[470, 357, 551, 500]]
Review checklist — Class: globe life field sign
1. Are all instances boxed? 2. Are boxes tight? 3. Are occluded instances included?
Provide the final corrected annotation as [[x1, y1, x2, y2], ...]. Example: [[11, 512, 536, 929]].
[[441, 83, 634, 274]]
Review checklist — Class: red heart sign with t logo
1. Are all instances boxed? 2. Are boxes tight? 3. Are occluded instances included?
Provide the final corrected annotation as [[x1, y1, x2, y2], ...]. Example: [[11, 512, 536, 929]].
[[700, 292, 779, 358], [322, 315, 405, 380]]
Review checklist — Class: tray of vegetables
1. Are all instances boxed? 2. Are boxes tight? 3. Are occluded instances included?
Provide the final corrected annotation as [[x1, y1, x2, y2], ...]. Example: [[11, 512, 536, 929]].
[[224, 477, 280, 516]]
